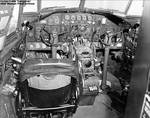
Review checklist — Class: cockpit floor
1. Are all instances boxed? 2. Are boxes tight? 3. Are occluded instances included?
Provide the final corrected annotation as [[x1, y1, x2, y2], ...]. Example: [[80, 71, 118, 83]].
[[0, 91, 120, 118], [0, 94, 119, 118], [73, 93, 119, 118]]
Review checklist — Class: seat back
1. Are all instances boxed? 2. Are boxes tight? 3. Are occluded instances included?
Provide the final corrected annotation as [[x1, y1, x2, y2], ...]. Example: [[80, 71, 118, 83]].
[[19, 58, 81, 108], [20, 58, 79, 82]]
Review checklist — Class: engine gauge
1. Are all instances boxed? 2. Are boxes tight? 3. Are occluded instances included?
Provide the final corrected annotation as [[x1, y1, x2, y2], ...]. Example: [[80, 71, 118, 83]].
[[77, 15, 82, 21], [54, 16, 60, 24], [80, 25, 86, 32], [88, 15, 92, 21], [82, 15, 87, 21], [28, 32, 33, 37], [71, 15, 76, 21], [65, 15, 70, 20]]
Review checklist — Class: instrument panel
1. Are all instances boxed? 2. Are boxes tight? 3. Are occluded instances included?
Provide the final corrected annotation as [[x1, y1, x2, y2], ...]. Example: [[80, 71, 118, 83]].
[[42, 13, 95, 25], [26, 12, 121, 50], [41, 13, 114, 27], [62, 13, 93, 24]]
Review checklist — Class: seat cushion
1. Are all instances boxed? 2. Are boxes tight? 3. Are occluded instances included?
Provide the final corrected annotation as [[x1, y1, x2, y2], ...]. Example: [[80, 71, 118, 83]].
[[28, 74, 71, 90]]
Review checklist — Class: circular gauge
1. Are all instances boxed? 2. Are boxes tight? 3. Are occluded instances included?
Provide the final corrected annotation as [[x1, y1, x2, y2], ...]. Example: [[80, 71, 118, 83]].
[[80, 25, 86, 32], [65, 14, 70, 20], [77, 15, 82, 21], [88, 15, 92, 21], [29, 44, 34, 49], [54, 16, 60, 24], [28, 32, 33, 37], [82, 15, 87, 21], [71, 15, 76, 21]]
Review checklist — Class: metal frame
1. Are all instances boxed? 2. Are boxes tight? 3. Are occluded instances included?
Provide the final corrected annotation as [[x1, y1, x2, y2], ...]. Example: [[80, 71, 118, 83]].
[[124, 0, 150, 118], [124, 0, 133, 15]]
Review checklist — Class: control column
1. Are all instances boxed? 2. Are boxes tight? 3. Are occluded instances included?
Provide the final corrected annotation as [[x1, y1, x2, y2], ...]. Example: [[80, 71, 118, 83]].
[[52, 31, 58, 58]]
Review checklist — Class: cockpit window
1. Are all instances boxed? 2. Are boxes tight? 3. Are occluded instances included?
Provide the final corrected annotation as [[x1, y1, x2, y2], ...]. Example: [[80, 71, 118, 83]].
[[0, 16, 9, 31], [84, 0, 143, 16], [84, 0, 130, 13], [22, 0, 143, 17], [127, 0, 143, 16], [0, 6, 13, 50], [0, 6, 13, 33], [7, 5, 19, 35], [41, 0, 80, 9]]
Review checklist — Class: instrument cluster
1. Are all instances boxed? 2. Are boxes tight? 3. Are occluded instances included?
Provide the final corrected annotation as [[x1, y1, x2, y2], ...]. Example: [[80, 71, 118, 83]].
[[26, 12, 121, 50], [62, 13, 94, 25]]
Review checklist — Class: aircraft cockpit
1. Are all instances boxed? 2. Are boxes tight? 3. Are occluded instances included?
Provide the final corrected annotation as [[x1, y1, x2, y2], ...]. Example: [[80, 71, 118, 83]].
[[0, 0, 144, 118]]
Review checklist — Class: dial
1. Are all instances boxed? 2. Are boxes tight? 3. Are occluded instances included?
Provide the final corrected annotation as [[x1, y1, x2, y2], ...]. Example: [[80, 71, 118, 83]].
[[54, 16, 60, 24], [65, 14, 70, 20], [88, 15, 92, 21], [71, 15, 76, 21], [80, 25, 86, 32], [28, 32, 33, 37], [77, 15, 82, 21], [82, 15, 87, 21]]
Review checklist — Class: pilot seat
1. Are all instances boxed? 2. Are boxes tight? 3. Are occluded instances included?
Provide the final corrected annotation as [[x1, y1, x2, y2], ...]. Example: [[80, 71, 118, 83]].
[[15, 58, 82, 118]]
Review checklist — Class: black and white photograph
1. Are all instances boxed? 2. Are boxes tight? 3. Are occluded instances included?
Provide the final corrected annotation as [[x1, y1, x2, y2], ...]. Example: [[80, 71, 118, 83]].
[[0, 0, 149, 118]]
